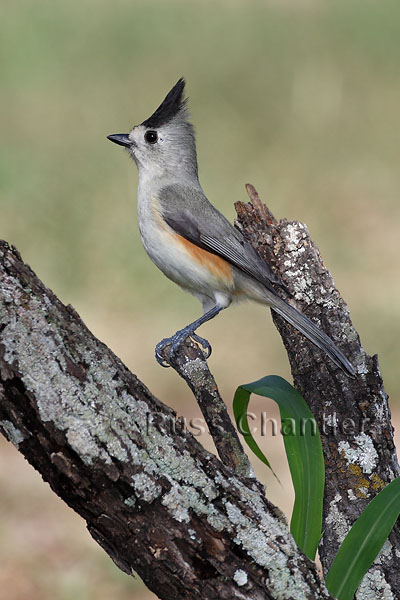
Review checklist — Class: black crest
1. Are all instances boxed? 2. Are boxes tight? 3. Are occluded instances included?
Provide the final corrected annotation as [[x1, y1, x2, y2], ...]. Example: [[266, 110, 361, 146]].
[[141, 78, 187, 129]]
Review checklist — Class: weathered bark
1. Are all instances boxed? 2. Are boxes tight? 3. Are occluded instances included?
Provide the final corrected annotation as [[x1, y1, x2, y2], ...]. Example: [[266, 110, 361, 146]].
[[235, 184, 400, 598], [0, 241, 330, 600]]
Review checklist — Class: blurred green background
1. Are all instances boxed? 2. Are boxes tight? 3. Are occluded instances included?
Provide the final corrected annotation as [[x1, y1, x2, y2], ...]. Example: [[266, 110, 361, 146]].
[[1, 0, 400, 598]]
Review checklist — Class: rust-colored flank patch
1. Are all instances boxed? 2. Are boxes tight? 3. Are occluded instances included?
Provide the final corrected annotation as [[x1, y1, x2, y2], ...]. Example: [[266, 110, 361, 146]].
[[176, 234, 233, 283]]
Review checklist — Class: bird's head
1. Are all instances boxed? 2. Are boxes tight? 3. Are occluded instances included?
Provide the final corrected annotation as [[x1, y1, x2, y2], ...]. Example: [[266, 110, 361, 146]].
[[108, 78, 198, 179]]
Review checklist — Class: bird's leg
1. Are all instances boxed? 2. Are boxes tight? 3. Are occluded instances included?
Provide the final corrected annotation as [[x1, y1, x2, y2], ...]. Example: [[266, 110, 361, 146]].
[[155, 305, 223, 367]]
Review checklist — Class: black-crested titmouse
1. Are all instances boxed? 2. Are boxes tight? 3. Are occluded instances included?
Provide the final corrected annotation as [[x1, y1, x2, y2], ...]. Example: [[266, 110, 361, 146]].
[[107, 78, 355, 376]]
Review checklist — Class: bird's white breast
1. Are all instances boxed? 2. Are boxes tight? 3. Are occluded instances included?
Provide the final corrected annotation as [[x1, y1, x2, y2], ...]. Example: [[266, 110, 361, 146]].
[[136, 181, 233, 301]]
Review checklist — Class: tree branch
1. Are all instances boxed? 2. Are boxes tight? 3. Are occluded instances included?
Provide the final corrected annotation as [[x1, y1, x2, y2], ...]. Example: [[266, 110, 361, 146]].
[[235, 184, 400, 597], [0, 240, 330, 600], [158, 339, 256, 481]]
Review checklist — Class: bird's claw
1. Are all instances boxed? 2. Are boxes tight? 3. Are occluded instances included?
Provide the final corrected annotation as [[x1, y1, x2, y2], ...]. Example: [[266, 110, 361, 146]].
[[155, 337, 173, 367], [191, 333, 212, 359], [155, 332, 212, 367]]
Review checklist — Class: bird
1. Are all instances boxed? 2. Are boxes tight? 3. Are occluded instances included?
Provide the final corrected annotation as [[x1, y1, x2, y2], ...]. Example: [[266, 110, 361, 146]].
[[107, 78, 355, 376]]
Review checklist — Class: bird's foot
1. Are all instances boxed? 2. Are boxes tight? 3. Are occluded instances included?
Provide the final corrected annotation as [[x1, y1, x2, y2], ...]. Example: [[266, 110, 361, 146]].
[[155, 336, 175, 367], [155, 330, 212, 367]]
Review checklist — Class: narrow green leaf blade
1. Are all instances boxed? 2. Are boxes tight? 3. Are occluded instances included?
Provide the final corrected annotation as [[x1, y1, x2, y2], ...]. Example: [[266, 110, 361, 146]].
[[326, 477, 400, 600], [233, 375, 324, 560], [233, 382, 274, 472]]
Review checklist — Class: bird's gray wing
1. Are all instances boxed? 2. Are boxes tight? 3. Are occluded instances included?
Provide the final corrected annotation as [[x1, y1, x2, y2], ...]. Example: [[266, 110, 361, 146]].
[[158, 184, 282, 290]]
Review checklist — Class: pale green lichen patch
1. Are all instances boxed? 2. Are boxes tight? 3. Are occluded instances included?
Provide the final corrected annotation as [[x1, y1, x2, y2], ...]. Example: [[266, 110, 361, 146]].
[[338, 433, 378, 475], [374, 539, 394, 565], [124, 496, 136, 508], [132, 473, 162, 503], [233, 569, 248, 587], [347, 489, 357, 501], [226, 502, 318, 600], [284, 223, 306, 253], [206, 507, 231, 532], [66, 424, 112, 464], [224, 501, 313, 599], [356, 568, 394, 600], [143, 427, 218, 501], [105, 436, 128, 462], [325, 493, 348, 546], [228, 475, 289, 535], [1, 420, 26, 447], [284, 266, 314, 304], [162, 483, 190, 523], [162, 480, 219, 524]]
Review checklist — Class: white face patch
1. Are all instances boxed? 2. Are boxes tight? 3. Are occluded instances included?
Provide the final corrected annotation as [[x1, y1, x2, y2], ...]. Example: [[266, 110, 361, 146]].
[[128, 115, 198, 180]]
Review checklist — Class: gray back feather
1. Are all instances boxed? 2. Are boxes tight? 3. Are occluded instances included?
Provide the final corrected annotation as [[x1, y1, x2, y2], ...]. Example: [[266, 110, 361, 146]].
[[158, 184, 282, 289]]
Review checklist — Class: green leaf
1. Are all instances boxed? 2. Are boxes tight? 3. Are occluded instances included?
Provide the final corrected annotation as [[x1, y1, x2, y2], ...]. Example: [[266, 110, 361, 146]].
[[326, 477, 400, 600], [233, 378, 274, 473], [233, 375, 324, 560]]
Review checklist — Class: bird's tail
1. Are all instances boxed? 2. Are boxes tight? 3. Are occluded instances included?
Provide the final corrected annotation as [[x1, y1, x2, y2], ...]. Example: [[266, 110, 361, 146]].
[[269, 296, 355, 377]]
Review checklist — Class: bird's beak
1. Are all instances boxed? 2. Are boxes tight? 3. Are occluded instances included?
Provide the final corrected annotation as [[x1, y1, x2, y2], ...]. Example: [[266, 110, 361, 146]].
[[107, 133, 131, 147]]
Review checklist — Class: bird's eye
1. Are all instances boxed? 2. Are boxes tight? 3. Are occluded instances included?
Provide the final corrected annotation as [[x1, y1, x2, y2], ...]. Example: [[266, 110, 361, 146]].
[[144, 130, 158, 144]]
